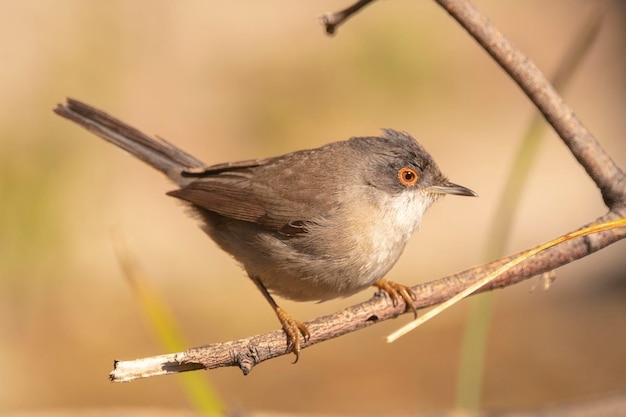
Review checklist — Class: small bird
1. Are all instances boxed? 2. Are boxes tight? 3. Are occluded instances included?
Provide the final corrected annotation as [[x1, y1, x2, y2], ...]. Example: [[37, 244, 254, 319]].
[[55, 98, 477, 361]]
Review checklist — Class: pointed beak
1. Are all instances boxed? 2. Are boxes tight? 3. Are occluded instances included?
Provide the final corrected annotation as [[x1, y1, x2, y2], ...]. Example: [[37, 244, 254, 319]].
[[428, 181, 478, 197]]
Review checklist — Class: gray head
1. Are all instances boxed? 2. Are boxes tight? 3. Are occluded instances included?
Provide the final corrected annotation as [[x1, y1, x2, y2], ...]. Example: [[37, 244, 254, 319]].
[[347, 128, 477, 198]]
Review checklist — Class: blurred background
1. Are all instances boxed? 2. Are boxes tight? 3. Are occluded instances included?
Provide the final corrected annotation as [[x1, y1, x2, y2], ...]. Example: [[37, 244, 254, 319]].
[[0, 0, 625, 415]]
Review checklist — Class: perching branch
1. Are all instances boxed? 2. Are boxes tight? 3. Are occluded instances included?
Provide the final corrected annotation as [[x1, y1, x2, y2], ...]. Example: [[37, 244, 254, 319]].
[[109, 1, 626, 380], [111, 213, 625, 381]]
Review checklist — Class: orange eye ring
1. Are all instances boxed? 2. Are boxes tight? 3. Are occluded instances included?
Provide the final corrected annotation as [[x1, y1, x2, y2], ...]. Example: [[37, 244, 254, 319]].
[[398, 167, 419, 186]]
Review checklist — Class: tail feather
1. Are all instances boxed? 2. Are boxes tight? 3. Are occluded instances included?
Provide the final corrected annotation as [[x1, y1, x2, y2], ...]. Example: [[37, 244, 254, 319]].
[[54, 98, 205, 185]]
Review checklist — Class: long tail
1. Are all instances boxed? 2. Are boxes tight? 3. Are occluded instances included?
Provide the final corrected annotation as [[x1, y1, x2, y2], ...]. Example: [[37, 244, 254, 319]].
[[54, 98, 206, 186]]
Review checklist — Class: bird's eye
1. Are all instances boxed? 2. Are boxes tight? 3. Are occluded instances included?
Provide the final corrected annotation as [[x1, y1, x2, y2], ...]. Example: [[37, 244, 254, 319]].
[[398, 167, 419, 186]]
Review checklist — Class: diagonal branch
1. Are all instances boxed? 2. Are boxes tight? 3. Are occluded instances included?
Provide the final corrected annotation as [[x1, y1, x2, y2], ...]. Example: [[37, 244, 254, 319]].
[[434, 0, 625, 208], [321, 0, 625, 208], [111, 212, 625, 381]]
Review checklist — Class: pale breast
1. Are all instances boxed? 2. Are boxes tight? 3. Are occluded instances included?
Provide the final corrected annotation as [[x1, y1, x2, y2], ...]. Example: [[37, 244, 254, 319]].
[[349, 189, 434, 288], [201, 189, 436, 303]]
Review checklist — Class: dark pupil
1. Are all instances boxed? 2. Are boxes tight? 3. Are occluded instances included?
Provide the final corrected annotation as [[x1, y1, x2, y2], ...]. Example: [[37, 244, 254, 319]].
[[404, 171, 414, 181]]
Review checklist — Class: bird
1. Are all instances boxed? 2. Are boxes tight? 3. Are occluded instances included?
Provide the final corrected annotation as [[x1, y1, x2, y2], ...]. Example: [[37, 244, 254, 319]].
[[54, 98, 477, 361]]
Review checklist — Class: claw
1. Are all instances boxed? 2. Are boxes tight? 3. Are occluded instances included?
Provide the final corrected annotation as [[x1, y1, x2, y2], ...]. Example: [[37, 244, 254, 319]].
[[251, 276, 311, 362], [374, 279, 418, 318], [276, 307, 310, 363]]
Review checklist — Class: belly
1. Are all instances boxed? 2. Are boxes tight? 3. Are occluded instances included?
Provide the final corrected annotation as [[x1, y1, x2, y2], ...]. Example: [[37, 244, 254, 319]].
[[198, 190, 429, 302], [243, 214, 416, 302]]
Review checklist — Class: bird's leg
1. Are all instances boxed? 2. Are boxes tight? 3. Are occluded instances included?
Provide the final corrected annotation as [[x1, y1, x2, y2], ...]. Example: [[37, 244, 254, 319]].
[[250, 276, 310, 362], [374, 278, 418, 318]]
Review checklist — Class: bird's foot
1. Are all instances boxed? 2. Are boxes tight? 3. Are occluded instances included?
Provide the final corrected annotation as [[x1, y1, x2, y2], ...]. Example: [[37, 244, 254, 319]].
[[374, 279, 418, 318], [275, 306, 310, 363]]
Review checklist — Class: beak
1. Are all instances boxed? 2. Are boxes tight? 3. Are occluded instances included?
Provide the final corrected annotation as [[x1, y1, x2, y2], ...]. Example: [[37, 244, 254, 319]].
[[428, 181, 478, 197]]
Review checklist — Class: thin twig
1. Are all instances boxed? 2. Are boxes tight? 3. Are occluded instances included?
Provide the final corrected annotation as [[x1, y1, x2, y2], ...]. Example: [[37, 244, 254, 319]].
[[319, 0, 376, 35], [386, 218, 626, 342]]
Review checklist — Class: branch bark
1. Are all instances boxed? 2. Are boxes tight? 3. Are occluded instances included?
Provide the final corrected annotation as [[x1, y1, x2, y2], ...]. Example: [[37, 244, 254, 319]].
[[111, 211, 625, 381], [110, 0, 626, 381], [434, 0, 625, 209], [319, 0, 376, 35]]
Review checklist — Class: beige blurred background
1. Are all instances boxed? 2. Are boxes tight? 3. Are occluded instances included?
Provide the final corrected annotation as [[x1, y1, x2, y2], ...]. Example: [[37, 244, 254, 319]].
[[1, 0, 625, 414]]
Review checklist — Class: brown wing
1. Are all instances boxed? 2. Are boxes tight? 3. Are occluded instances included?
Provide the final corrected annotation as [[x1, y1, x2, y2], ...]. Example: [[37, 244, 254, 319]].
[[167, 171, 328, 234], [167, 175, 273, 226], [169, 144, 346, 233]]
